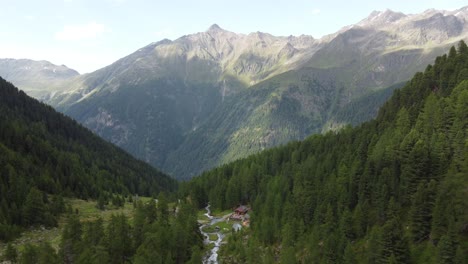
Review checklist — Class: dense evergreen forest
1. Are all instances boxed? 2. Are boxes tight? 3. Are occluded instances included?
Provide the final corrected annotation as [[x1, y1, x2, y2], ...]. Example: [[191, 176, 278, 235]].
[[0, 77, 177, 240], [184, 42, 468, 263], [2, 198, 202, 264]]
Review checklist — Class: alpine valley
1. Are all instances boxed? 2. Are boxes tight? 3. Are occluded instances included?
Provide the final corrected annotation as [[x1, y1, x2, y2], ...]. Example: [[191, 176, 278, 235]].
[[2, 7, 468, 179], [1, 3, 468, 264]]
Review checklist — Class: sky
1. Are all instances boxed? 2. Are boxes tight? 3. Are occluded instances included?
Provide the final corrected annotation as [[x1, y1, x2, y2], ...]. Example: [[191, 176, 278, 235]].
[[0, 0, 466, 74]]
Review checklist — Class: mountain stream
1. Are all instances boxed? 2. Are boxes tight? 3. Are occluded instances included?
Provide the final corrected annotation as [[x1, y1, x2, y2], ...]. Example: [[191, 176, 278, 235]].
[[200, 204, 225, 264]]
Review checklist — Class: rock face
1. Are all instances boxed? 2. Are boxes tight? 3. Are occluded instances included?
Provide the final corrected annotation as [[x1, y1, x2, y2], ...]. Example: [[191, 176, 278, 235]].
[[2, 6, 468, 179]]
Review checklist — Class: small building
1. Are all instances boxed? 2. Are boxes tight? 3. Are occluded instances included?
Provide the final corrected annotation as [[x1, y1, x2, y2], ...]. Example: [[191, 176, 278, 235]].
[[230, 205, 250, 221], [234, 205, 249, 215]]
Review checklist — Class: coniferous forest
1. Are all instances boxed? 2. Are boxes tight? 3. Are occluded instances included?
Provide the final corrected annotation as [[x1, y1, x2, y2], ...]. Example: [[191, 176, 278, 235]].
[[0, 39, 467, 263], [0, 77, 202, 263], [183, 42, 468, 263], [0, 77, 177, 237]]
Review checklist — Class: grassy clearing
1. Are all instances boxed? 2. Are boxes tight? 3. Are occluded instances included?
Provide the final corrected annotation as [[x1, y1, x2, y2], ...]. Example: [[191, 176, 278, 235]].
[[0, 197, 153, 255], [209, 234, 218, 241], [200, 219, 238, 235], [210, 209, 232, 218], [70, 199, 134, 222]]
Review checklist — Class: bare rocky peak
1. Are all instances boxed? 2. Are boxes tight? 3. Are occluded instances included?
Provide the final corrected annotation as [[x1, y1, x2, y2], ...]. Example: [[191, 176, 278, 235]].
[[332, 6, 468, 48], [207, 23, 223, 32], [287, 35, 317, 48], [55, 6, 468, 102], [449, 6, 468, 19], [412, 13, 464, 35], [355, 6, 468, 33], [358, 9, 407, 28], [387, 9, 468, 45]]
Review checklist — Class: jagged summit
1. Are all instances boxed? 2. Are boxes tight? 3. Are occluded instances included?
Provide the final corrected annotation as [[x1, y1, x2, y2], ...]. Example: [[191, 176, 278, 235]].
[[207, 23, 223, 32], [358, 9, 406, 27]]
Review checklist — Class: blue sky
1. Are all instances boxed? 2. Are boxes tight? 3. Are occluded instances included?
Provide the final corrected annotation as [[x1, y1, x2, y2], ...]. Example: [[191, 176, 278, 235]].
[[0, 0, 466, 73]]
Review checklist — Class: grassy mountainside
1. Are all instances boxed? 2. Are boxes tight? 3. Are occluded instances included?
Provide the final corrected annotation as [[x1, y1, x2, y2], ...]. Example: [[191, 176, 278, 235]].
[[185, 42, 468, 263], [0, 77, 176, 240]]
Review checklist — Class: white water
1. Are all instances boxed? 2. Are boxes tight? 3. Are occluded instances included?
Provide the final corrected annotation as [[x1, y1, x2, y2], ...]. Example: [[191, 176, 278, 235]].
[[200, 204, 225, 264]]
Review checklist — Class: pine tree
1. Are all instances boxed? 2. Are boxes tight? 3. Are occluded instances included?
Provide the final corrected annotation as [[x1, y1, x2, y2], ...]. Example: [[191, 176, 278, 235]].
[[133, 202, 146, 249], [19, 244, 38, 264], [379, 199, 410, 263], [438, 224, 458, 264], [157, 193, 169, 224], [3, 243, 18, 263], [279, 246, 296, 264], [22, 187, 46, 226], [96, 194, 106, 210], [454, 245, 467, 264], [60, 214, 82, 264], [37, 243, 60, 264], [106, 214, 133, 264], [187, 246, 202, 264], [134, 234, 163, 264], [83, 218, 105, 246], [410, 181, 436, 242], [343, 242, 356, 264]]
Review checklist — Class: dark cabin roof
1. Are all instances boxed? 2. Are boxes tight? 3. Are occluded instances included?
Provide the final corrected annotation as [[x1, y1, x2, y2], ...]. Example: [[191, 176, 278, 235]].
[[235, 205, 249, 213]]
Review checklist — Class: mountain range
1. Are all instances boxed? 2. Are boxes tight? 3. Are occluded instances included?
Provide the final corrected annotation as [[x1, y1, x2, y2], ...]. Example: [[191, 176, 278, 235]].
[[1, 7, 468, 179]]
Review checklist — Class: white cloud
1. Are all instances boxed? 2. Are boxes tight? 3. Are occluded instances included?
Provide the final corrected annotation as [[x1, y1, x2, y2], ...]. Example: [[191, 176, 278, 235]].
[[55, 22, 106, 41], [311, 8, 321, 15]]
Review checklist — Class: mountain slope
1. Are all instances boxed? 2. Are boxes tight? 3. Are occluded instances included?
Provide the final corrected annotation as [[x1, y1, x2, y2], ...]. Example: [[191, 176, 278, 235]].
[[0, 59, 79, 100], [163, 69, 404, 178], [0, 77, 176, 240], [6, 7, 468, 179], [187, 42, 468, 263], [42, 26, 322, 170]]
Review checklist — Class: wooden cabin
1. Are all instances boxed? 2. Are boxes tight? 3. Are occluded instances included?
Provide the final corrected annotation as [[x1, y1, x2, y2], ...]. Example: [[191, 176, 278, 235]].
[[230, 205, 250, 221], [234, 205, 249, 215]]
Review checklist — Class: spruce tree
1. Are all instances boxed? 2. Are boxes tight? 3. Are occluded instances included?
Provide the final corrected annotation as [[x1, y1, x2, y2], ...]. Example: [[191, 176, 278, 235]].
[[3, 243, 18, 263]]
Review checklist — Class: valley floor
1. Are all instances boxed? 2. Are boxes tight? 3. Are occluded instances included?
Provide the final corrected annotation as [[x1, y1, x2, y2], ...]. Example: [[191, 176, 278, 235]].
[[0, 197, 152, 255]]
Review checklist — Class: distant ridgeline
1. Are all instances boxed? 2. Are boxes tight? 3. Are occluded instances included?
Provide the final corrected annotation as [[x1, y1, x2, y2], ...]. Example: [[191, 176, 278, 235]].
[[184, 42, 468, 262], [0, 77, 177, 240]]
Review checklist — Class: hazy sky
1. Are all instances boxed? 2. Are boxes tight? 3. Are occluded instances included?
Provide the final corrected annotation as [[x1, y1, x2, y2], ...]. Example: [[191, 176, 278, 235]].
[[0, 0, 466, 73]]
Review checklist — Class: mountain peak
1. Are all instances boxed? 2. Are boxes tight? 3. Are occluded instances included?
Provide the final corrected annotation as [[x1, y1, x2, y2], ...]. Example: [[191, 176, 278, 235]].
[[207, 24, 223, 32], [359, 9, 406, 27]]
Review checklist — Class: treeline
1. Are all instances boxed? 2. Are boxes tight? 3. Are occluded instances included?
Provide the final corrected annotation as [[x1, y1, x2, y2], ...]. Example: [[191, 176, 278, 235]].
[[2, 198, 202, 264], [0, 77, 177, 240], [183, 42, 468, 263]]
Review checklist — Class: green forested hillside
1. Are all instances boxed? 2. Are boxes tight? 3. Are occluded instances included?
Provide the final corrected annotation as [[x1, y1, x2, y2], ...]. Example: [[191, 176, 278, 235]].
[[184, 42, 468, 263], [0, 77, 177, 240]]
